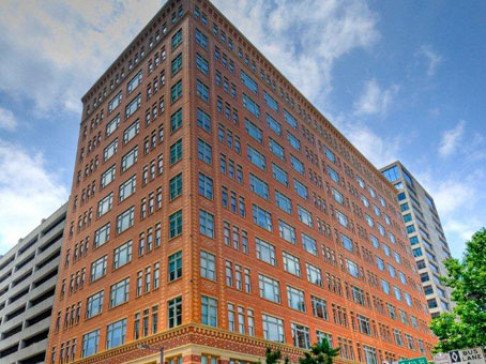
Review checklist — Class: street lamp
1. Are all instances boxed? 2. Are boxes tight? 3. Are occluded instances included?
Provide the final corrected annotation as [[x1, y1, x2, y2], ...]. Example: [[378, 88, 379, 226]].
[[137, 344, 164, 364]]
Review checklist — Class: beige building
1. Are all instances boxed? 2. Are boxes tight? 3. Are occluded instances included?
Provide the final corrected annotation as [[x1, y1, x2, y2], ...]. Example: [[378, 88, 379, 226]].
[[381, 161, 453, 317], [0, 204, 67, 364]]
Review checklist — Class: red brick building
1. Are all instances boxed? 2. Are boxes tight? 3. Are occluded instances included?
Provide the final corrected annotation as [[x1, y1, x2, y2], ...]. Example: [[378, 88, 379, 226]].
[[46, 0, 436, 363]]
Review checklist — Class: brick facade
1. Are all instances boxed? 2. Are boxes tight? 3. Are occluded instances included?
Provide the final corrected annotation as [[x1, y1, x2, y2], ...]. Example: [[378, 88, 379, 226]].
[[46, 0, 436, 363]]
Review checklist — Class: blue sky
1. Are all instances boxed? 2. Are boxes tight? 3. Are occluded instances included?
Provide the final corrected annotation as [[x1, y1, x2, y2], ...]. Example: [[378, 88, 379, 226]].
[[0, 0, 484, 257]]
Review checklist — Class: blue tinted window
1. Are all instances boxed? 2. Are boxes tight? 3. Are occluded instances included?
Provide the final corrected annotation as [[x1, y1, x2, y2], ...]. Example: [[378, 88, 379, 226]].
[[240, 71, 258, 93], [382, 165, 400, 182]]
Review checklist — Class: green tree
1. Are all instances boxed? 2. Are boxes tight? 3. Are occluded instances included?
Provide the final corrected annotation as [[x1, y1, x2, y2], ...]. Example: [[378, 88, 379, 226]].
[[430, 228, 486, 352], [299, 339, 340, 364], [264, 347, 282, 364]]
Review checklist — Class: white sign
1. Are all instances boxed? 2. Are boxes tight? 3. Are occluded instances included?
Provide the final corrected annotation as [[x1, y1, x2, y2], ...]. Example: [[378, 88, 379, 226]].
[[447, 347, 485, 364]]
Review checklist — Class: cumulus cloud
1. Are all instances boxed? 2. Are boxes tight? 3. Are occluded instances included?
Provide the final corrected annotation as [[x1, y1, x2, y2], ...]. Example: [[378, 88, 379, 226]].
[[0, 140, 68, 253], [438, 120, 466, 157], [419, 44, 443, 77], [213, 0, 379, 103], [0, 0, 162, 114], [0, 107, 17, 131], [353, 79, 399, 116], [345, 124, 400, 167]]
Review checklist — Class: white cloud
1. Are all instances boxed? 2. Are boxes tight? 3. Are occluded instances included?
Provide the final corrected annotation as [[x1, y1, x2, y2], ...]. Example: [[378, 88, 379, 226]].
[[438, 120, 466, 157], [346, 125, 400, 167], [0, 107, 17, 131], [0, 140, 68, 253], [419, 45, 443, 77], [353, 79, 399, 116], [213, 0, 379, 103], [0, 0, 163, 114]]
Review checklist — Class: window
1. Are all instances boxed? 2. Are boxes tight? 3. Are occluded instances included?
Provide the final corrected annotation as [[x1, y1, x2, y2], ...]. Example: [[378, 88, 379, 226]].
[[259, 274, 280, 303], [341, 234, 354, 252], [121, 146, 138, 172], [123, 120, 140, 144], [264, 91, 279, 111], [269, 138, 285, 160], [110, 278, 129, 307], [283, 252, 300, 276], [104, 139, 118, 161], [106, 319, 127, 349], [256, 238, 276, 265], [170, 108, 183, 132], [168, 251, 182, 281], [272, 163, 288, 186], [196, 79, 209, 102], [94, 223, 110, 247], [287, 286, 305, 312], [101, 165, 116, 188], [241, 70, 258, 93], [298, 205, 313, 227], [91, 256, 107, 282], [381, 279, 390, 294], [195, 28, 208, 49], [171, 29, 183, 49], [291, 323, 310, 349], [113, 241, 132, 269], [201, 296, 217, 327], [106, 115, 120, 137], [194, 53, 209, 75], [169, 210, 183, 238], [312, 296, 328, 320], [327, 166, 339, 183], [294, 179, 308, 199], [200, 251, 216, 280], [245, 119, 263, 143], [108, 91, 122, 113], [306, 263, 322, 286], [242, 93, 260, 117], [197, 139, 212, 164], [97, 193, 113, 216], [346, 259, 359, 278], [171, 80, 183, 102], [171, 53, 183, 75], [262, 314, 284, 343], [82, 330, 100, 357], [119, 175, 136, 202], [116, 207, 134, 233], [363, 346, 377, 364], [249, 174, 269, 199], [86, 291, 104, 319], [355, 315, 370, 335], [287, 132, 301, 150], [266, 114, 281, 135], [125, 94, 141, 118], [199, 210, 214, 238], [168, 297, 182, 328], [170, 173, 183, 200], [275, 191, 292, 213], [279, 220, 296, 243], [197, 108, 211, 132], [336, 211, 348, 227], [127, 71, 142, 93], [302, 233, 317, 255], [252, 204, 272, 231], [198, 173, 213, 199], [247, 145, 266, 169], [170, 139, 183, 164], [283, 110, 297, 128], [290, 155, 304, 175]]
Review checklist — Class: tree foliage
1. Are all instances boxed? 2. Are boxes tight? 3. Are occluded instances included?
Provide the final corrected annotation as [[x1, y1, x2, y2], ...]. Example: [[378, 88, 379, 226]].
[[265, 348, 282, 364], [430, 228, 486, 352], [299, 339, 340, 364]]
